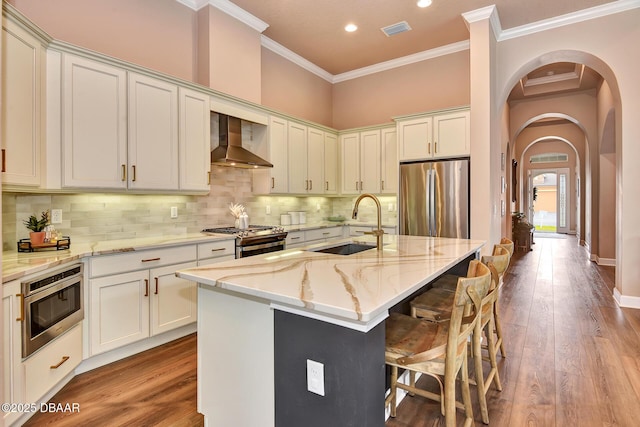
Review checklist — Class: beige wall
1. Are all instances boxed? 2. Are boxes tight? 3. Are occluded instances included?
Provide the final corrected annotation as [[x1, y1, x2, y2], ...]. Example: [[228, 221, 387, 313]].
[[261, 48, 333, 127], [494, 9, 640, 300], [509, 91, 594, 246], [8, 0, 197, 82], [202, 6, 262, 103], [597, 80, 616, 261], [332, 50, 470, 130]]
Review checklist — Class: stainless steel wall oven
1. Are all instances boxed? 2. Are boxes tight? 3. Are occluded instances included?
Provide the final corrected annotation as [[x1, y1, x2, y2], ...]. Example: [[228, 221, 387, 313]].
[[19, 263, 84, 358]]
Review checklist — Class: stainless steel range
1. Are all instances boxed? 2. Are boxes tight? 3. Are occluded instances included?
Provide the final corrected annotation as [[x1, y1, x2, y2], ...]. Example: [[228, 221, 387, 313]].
[[202, 225, 287, 258]]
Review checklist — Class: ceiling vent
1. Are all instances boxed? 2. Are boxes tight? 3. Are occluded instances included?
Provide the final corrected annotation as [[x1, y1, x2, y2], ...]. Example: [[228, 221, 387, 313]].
[[381, 21, 412, 37]]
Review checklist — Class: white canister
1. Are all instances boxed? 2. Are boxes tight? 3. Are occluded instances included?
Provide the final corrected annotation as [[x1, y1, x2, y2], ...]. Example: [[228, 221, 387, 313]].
[[298, 211, 306, 224], [280, 214, 292, 226], [239, 213, 249, 229], [288, 211, 300, 225]]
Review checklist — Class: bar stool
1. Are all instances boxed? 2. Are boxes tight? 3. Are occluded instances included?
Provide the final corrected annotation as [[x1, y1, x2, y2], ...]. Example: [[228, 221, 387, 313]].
[[409, 249, 510, 424], [385, 260, 491, 427]]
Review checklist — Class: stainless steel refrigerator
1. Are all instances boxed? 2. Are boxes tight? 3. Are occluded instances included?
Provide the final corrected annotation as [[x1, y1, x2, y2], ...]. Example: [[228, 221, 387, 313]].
[[399, 159, 470, 238]]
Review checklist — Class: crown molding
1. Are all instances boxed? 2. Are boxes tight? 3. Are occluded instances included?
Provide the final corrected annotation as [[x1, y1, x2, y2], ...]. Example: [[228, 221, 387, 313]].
[[499, 0, 640, 41], [261, 36, 334, 83], [332, 41, 470, 83], [462, 5, 502, 40], [177, 0, 269, 32]]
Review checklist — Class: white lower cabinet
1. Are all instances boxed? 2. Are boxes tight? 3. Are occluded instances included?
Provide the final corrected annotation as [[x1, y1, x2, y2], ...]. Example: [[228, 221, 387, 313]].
[[285, 227, 344, 249], [24, 324, 82, 404], [3, 280, 82, 427], [3, 280, 25, 427], [197, 239, 236, 266], [88, 245, 197, 356]]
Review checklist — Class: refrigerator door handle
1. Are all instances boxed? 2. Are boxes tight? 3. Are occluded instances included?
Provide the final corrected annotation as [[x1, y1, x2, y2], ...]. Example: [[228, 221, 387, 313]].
[[428, 169, 435, 236]]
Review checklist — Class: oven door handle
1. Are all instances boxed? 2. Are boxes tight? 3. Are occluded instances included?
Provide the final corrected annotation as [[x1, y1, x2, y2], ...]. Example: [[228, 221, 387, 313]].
[[238, 240, 285, 253], [16, 293, 24, 322]]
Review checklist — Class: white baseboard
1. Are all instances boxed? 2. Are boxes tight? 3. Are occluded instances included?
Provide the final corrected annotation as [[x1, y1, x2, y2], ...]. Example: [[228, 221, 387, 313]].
[[595, 256, 616, 266], [613, 288, 640, 309], [75, 323, 196, 374]]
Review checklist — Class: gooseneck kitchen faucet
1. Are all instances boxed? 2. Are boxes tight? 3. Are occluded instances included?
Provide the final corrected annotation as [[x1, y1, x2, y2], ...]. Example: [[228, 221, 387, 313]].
[[351, 193, 384, 250]]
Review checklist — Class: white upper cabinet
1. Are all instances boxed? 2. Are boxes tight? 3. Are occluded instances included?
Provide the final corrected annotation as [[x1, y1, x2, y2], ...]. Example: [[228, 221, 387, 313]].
[[288, 123, 325, 194], [62, 57, 197, 192], [381, 127, 398, 194], [1, 16, 45, 187], [340, 128, 386, 195], [433, 110, 470, 158], [398, 108, 470, 161], [128, 72, 179, 190], [323, 132, 338, 194], [62, 54, 128, 189], [262, 115, 289, 193], [397, 116, 433, 161], [178, 87, 211, 192], [306, 127, 325, 194], [287, 121, 308, 193], [359, 130, 381, 194], [340, 132, 360, 194]]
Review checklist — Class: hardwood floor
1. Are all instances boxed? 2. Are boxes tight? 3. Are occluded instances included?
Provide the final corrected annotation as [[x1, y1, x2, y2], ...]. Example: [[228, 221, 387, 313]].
[[23, 235, 640, 426], [23, 334, 203, 427], [387, 234, 640, 426]]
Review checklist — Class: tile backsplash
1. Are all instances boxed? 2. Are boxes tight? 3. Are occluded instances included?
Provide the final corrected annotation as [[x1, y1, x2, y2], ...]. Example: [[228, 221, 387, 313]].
[[2, 166, 397, 251]]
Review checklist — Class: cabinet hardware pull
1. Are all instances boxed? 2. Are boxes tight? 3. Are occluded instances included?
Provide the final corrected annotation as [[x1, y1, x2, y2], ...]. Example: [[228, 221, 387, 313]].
[[132, 165, 136, 182], [360, 181, 363, 191], [154, 277, 159, 295], [435, 141, 438, 153], [16, 293, 24, 322], [309, 180, 312, 190], [271, 177, 275, 189], [305, 180, 308, 190], [322, 232, 330, 235], [121, 164, 126, 181], [207, 171, 211, 185], [355, 181, 358, 191], [357, 230, 366, 234], [50, 356, 70, 369], [291, 237, 301, 240], [210, 248, 226, 252], [428, 143, 431, 154], [382, 180, 385, 190], [1, 149, 6, 173], [141, 257, 161, 262], [144, 279, 149, 297], [326, 181, 329, 191]]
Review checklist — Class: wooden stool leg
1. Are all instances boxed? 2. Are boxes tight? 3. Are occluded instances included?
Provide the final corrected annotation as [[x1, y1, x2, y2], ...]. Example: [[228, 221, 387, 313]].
[[473, 325, 490, 424], [460, 354, 474, 427], [389, 365, 398, 418], [486, 318, 502, 391], [494, 302, 507, 357]]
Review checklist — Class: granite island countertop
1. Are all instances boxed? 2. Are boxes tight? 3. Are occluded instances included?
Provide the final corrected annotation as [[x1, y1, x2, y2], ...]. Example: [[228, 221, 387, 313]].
[[176, 234, 484, 330]]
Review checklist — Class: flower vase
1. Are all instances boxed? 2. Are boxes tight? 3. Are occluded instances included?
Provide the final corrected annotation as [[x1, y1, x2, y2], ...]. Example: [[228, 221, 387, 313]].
[[234, 218, 240, 229]]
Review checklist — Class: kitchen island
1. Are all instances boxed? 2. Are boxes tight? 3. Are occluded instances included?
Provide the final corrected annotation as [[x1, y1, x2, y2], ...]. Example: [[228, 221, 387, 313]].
[[176, 234, 484, 427]]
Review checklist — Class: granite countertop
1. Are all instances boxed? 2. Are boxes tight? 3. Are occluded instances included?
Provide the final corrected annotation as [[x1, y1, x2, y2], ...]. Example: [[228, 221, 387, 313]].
[[2, 233, 235, 283], [176, 235, 484, 330]]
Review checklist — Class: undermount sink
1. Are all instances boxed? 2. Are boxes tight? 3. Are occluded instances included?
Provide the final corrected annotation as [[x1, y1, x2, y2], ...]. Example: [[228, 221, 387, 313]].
[[309, 242, 377, 255]]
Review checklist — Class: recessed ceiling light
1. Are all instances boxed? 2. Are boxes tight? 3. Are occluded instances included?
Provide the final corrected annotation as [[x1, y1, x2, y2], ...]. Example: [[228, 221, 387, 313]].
[[345, 23, 358, 32], [417, 0, 432, 7]]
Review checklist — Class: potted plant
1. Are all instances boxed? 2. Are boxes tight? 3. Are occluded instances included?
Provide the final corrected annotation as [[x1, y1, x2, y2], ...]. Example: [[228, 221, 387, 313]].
[[23, 210, 50, 245]]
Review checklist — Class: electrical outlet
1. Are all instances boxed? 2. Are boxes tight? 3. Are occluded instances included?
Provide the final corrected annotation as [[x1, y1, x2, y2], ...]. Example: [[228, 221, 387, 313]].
[[170, 207, 178, 218], [388, 203, 393, 212], [306, 359, 325, 396], [316, 203, 321, 212], [51, 209, 63, 224], [266, 205, 271, 215]]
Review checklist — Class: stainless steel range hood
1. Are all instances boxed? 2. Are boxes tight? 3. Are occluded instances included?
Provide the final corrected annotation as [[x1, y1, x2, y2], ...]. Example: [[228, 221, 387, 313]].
[[211, 114, 273, 169]]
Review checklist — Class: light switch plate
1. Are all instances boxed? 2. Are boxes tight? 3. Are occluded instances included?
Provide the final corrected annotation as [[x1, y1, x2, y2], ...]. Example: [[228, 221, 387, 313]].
[[306, 359, 325, 396], [170, 207, 178, 218]]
